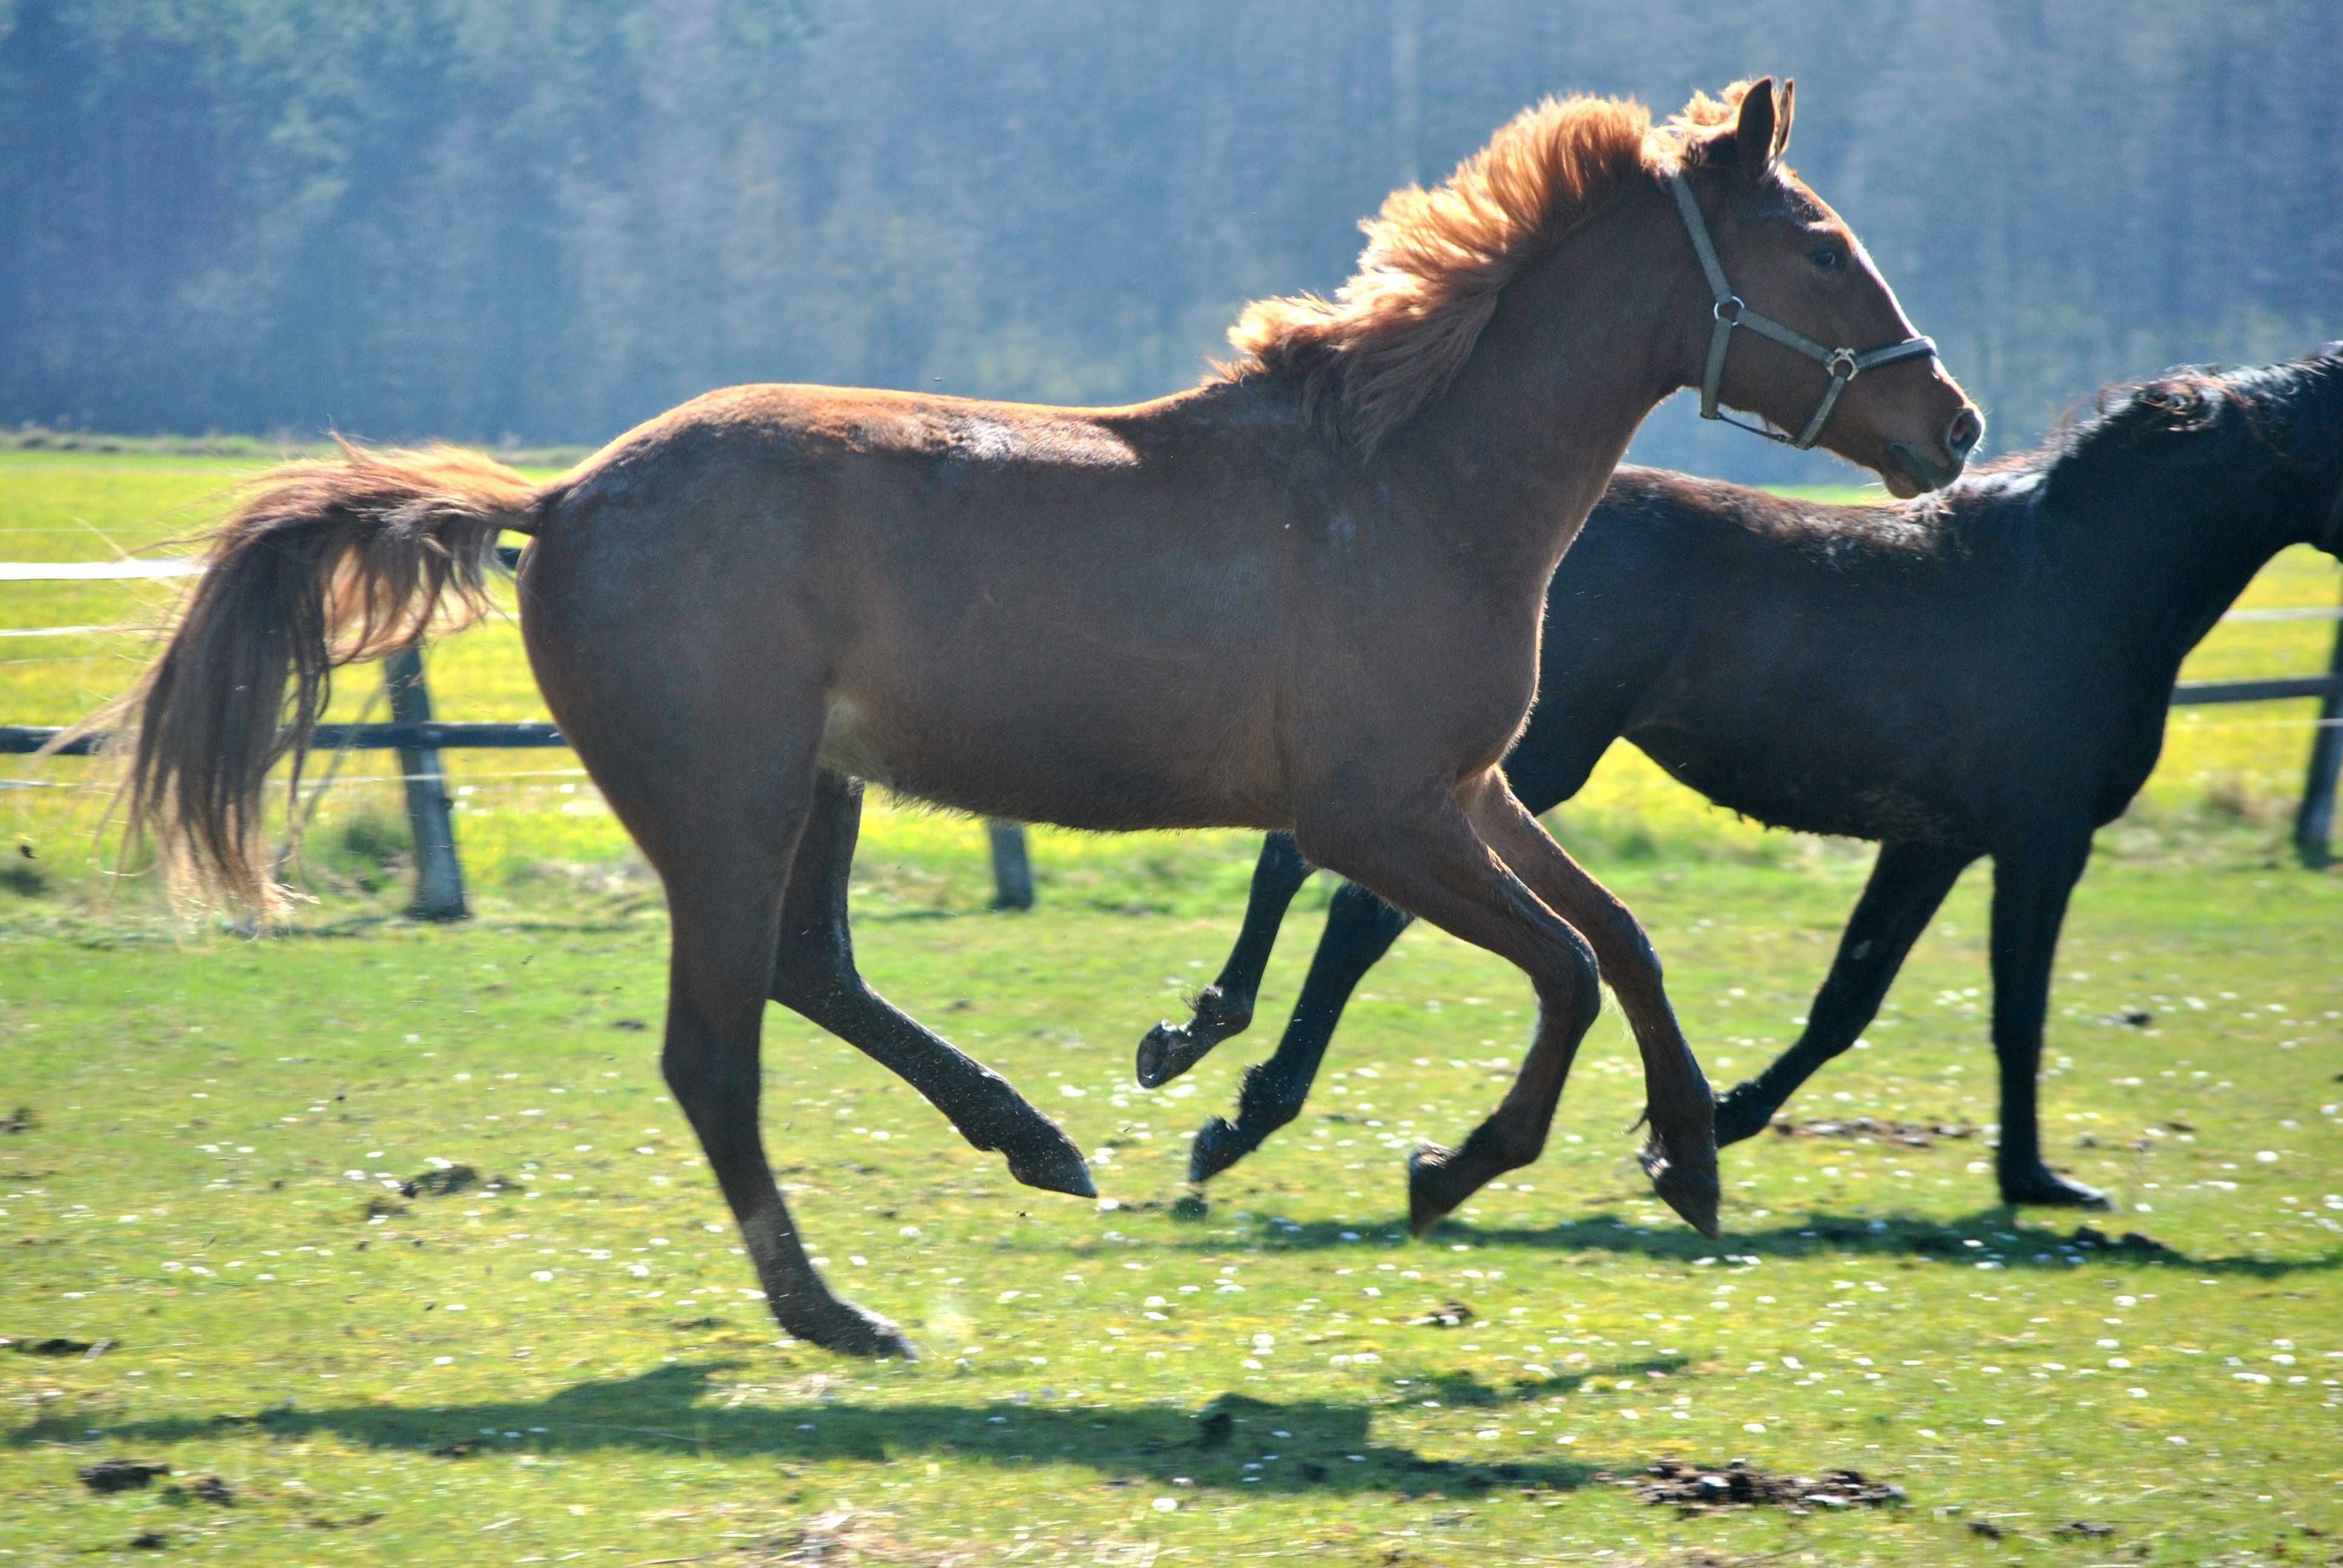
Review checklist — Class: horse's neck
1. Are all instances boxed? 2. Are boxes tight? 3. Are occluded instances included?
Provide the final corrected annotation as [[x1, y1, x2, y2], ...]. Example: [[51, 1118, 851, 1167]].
[[1400, 194, 1697, 580], [2059, 474, 2306, 678]]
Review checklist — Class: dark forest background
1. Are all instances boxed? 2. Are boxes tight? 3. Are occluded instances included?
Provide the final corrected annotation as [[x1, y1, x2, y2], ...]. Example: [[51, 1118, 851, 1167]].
[[3, 0, 2337, 484]]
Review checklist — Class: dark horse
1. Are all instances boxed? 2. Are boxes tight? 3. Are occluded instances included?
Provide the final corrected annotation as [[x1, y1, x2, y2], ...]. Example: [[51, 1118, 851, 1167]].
[[96, 82, 1974, 1355], [1144, 347, 2343, 1209]]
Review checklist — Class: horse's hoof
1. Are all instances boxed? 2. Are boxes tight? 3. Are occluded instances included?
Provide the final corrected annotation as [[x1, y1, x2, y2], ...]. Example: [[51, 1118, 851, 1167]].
[[1136, 1021, 1198, 1089], [1406, 1143, 1461, 1239], [1188, 1116, 1253, 1183], [1641, 1134, 1722, 1240], [1001, 1124, 1096, 1200], [790, 1299, 918, 1360], [1712, 1083, 1776, 1148], [1998, 1166, 2111, 1210]]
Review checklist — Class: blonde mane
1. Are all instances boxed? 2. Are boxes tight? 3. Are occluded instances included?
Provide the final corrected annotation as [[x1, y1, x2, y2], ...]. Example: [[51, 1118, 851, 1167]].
[[1222, 85, 1764, 456]]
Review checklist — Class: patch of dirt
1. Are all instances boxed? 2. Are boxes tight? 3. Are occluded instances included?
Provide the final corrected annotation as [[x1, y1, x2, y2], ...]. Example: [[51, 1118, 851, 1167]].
[[1771, 1116, 1975, 1146], [77, 1459, 170, 1494], [2051, 1520, 2116, 1540], [1619, 1459, 1907, 1511], [7, 1335, 111, 1357], [1411, 1300, 1476, 1328], [186, 1475, 235, 1507], [401, 1164, 488, 1199], [0, 1106, 36, 1135]]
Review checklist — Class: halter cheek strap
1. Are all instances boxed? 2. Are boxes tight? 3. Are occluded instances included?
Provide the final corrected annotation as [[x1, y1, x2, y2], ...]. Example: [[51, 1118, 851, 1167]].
[[1664, 169, 1938, 451]]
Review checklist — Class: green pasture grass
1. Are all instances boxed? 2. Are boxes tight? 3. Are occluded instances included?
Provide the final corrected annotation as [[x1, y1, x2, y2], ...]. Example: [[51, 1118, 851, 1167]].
[[1, 851, 2337, 1563]]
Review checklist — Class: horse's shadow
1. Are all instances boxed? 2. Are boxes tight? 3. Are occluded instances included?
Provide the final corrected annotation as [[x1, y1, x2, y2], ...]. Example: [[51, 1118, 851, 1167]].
[[1199, 1207, 2343, 1278], [15, 1362, 1608, 1497]]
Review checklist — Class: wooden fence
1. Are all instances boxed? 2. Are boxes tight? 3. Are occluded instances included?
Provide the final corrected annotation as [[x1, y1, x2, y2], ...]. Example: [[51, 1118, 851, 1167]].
[[5, 563, 2341, 911]]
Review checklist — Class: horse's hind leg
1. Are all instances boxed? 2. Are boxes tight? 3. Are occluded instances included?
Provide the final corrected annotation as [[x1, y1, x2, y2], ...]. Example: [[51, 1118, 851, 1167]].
[[1465, 783, 1718, 1236], [772, 770, 1093, 1198], [647, 766, 913, 1358], [1137, 831, 1314, 1088], [1190, 878, 1413, 1182]]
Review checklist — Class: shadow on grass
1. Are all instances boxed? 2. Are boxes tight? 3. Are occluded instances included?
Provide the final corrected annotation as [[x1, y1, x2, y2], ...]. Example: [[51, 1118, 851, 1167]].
[[11, 1363, 1604, 1498], [1180, 1208, 2343, 1278]]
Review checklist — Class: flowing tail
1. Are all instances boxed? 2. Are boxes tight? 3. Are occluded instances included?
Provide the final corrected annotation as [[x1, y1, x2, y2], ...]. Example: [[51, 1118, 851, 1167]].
[[93, 442, 549, 912]]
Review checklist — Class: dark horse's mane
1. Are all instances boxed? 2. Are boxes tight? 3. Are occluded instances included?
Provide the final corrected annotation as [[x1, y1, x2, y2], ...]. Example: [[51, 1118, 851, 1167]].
[[1873, 344, 2343, 563]]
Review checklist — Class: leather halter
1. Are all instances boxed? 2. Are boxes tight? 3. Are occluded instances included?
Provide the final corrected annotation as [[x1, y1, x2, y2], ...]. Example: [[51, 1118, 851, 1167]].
[[1665, 169, 1938, 451]]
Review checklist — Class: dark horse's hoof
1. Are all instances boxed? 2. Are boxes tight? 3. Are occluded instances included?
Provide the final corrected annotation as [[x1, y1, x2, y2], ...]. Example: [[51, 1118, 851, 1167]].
[[784, 1298, 918, 1360], [998, 1121, 1097, 1200], [1188, 1116, 1257, 1184], [1642, 1134, 1723, 1240], [1406, 1143, 1466, 1238], [1711, 1082, 1778, 1148], [1999, 1165, 2111, 1210], [1135, 987, 1252, 1089]]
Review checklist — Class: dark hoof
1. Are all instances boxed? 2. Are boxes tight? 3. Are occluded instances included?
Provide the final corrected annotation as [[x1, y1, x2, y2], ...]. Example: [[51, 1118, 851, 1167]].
[[1135, 989, 1251, 1089], [1406, 1143, 1463, 1239], [1712, 1083, 1777, 1148], [788, 1299, 917, 1360], [1000, 1122, 1097, 1200], [1188, 1116, 1257, 1183], [1136, 1021, 1208, 1090], [1640, 1131, 1722, 1241], [1999, 1166, 2111, 1210]]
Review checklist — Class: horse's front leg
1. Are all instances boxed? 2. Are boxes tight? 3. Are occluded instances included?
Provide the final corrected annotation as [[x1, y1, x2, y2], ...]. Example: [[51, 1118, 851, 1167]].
[[771, 771, 1094, 1199], [1464, 782, 1719, 1237], [1714, 840, 1971, 1144], [1136, 831, 1314, 1088], [1988, 833, 2108, 1209]]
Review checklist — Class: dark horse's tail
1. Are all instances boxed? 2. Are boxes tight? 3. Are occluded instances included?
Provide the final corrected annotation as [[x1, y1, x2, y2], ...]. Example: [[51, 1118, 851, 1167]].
[[87, 443, 549, 912]]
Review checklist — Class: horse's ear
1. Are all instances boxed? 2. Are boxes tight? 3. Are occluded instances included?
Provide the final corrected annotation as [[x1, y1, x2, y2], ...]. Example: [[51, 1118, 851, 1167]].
[[1733, 77, 1779, 178], [1773, 79, 1795, 163]]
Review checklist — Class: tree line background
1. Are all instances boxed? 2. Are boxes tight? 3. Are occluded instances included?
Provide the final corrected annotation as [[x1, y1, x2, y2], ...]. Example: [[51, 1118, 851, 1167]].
[[3, 0, 2336, 485]]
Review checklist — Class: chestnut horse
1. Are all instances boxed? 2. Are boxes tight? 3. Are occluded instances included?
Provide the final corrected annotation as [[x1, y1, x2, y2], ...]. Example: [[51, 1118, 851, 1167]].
[[102, 80, 1974, 1356]]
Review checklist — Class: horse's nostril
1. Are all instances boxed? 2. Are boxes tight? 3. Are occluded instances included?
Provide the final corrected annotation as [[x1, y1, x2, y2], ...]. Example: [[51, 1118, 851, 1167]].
[[1946, 408, 1984, 462]]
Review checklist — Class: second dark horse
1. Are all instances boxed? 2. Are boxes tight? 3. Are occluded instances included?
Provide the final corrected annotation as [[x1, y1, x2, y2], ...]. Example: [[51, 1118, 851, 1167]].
[[1142, 348, 2343, 1209]]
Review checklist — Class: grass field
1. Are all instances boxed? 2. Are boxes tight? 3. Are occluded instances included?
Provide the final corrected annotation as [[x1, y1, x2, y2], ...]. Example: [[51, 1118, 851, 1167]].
[[2, 452, 2341, 1564]]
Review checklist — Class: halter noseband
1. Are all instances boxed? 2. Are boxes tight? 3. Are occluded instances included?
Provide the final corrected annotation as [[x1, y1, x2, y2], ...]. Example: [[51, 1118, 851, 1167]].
[[1665, 169, 1938, 451]]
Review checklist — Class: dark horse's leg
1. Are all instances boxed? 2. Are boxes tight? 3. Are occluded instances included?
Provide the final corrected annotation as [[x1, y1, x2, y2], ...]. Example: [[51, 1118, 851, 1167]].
[[1988, 834, 2108, 1207], [1714, 840, 1974, 1145], [1135, 831, 1314, 1089], [1190, 880, 1414, 1181], [1455, 782, 1717, 1234], [770, 770, 1093, 1198]]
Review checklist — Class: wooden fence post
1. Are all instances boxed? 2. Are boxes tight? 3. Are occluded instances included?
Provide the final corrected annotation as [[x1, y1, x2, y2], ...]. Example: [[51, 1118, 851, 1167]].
[[383, 648, 468, 920], [986, 821, 1034, 910], [2293, 604, 2343, 869]]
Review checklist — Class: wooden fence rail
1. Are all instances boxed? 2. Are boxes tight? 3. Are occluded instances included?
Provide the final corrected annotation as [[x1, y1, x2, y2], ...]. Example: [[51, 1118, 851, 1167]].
[[6, 564, 2341, 903]]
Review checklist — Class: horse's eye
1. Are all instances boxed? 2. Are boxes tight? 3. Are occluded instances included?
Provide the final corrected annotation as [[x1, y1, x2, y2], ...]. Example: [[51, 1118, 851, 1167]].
[[1809, 245, 1846, 272]]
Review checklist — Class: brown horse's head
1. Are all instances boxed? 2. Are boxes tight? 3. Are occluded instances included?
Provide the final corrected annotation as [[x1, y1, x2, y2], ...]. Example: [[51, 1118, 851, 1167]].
[[1668, 79, 1981, 495]]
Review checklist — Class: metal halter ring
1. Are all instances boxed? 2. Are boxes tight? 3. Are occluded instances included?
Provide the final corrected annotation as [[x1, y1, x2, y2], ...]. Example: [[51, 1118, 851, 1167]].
[[1714, 296, 1746, 326], [1825, 348, 1860, 382]]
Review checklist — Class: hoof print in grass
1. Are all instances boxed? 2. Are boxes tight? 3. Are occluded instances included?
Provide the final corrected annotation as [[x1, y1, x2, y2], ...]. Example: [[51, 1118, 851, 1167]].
[[78, 1459, 169, 1494]]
